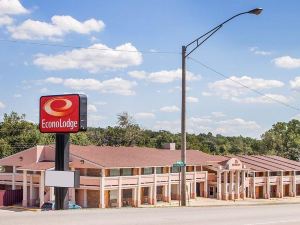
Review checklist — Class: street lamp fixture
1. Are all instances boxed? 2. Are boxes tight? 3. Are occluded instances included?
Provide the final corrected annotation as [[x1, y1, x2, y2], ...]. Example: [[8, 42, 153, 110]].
[[248, 8, 263, 15], [180, 8, 263, 206]]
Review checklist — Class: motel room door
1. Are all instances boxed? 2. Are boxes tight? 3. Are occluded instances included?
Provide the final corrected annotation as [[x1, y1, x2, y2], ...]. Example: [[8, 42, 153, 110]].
[[196, 182, 204, 197], [208, 186, 216, 198]]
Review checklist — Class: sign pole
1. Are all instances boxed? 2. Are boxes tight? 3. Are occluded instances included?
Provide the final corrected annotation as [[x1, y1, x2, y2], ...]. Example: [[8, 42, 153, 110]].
[[54, 133, 70, 210]]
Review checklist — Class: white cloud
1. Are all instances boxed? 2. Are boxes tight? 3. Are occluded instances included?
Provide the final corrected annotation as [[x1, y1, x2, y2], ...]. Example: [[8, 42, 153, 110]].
[[88, 114, 106, 127], [135, 112, 155, 119], [0, 0, 28, 16], [204, 76, 285, 103], [292, 114, 300, 121], [250, 47, 271, 56], [153, 116, 261, 137], [208, 76, 284, 97], [211, 112, 226, 118], [231, 94, 291, 104], [0, 15, 12, 26], [128, 70, 147, 79], [160, 105, 180, 113], [87, 104, 97, 113], [202, 91, 212, 96], [128, 69, 201, 83], [40, 87, 49, 93], [0, 101, 5, 109], [187, 96, 198, 103], [43, 77, 137, 96], [45, 77, 63, 84], [90, 36, 98, 42], [273, 56, 300, 69], [34, 43, 142, 73], [93, 101, 107, 106], [8, 15, 105, 40], [290, 77, 300, 89], [215, 118, 260, 136]]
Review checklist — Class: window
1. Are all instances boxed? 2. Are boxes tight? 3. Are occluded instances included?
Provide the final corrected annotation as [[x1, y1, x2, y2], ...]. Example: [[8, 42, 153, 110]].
[[109, 169, 120, 177], [143, 167, 153, 175], [156, 167, 163, 174], [171, 166, 180, 173], [121, 168, 132, 176]]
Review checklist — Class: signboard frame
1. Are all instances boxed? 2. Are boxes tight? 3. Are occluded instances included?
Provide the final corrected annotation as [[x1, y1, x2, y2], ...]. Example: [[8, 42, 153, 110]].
[[39, 94, 87, 133], [45, 170, 80, 188]]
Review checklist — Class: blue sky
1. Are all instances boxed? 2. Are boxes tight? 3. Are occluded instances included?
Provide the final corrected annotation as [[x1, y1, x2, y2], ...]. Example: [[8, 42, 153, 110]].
[[1, 0, 300, 138]]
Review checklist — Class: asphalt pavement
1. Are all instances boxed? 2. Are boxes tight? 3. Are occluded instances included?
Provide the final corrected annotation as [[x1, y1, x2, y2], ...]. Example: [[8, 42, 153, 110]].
[[1, 204, 300, 225]]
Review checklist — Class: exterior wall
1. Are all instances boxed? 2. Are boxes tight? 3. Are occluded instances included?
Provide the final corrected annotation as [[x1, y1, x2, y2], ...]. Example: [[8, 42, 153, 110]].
[[2, 164, 300, 208]]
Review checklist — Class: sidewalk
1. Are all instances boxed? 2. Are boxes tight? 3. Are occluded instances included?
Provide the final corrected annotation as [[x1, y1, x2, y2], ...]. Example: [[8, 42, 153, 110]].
[[140, 197, 300, 208]]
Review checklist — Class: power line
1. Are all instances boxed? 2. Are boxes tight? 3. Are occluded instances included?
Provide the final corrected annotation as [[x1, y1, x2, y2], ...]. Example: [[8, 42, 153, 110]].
[[187, 56, 300, 112], [0, 38, 180, 55]]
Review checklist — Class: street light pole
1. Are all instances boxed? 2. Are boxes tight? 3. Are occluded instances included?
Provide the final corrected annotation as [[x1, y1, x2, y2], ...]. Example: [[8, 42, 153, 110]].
[[181, 45, 187, 206], [180, 8, 263, 206]]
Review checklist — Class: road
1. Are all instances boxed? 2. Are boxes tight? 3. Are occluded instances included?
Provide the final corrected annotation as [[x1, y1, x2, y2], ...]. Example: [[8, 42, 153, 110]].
[[1, 204, 300, 225]]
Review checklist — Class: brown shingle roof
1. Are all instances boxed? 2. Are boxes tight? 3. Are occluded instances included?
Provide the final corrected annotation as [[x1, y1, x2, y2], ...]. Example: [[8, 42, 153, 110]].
[[69, 145, 213, 168], [18, 162, 54, 171], [0, 146, 37, 167]]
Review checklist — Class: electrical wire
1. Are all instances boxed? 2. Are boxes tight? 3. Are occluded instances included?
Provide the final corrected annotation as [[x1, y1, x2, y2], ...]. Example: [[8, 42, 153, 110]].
[[0, 38, 180, 55], [187, 56, 300, 112]]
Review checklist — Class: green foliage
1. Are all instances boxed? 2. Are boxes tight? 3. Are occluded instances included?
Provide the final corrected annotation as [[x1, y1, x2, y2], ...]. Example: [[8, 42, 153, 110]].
[[261, 119, 300, 160], [1, 111, 300, 161]]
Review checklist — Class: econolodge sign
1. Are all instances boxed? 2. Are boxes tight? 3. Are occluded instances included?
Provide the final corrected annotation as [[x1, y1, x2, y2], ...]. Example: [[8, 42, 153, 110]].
[[39, 94, 87, 133]]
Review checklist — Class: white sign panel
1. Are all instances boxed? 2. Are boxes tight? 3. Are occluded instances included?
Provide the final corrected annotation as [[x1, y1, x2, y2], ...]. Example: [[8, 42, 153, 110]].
[[45, 170, 80, 188]]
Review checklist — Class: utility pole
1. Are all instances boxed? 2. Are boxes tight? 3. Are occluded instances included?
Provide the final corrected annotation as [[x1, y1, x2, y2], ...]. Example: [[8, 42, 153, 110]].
[[180, 7, 262, 207], [181, 45, 187, 206]]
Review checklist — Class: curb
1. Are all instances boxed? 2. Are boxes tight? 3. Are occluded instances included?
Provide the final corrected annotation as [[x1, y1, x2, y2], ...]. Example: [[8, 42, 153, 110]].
[[5, 206, 40, 212], [142, 201, 300, 209]]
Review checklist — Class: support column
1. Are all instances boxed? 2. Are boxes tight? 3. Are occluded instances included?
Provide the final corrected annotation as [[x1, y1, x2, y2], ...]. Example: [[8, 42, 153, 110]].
[[266, 171, 270, 199], [241, 171, 246, 199], [54, 133, 70, 210], [252, 172, 256, 199], [100, 168, 105, 208], [39, 171, 45, 207], [217, 171, 222, 200], [12, 166, 16, 190], [118, 176, 122, 208], [204, 171, 208, 198], [137, 168, 141, 207], [292, 171, 297, 197], [29, 175, 34, 206], [22, 170, 28, 207], [229, 171, 234, 200], [163, 185, 168, 202], [132, 187, 137, 207], [50, 187, 55, 201], [193, 168, 197, 199], [235, 171, 240, 199], [149, 186, 153, 204], [168, 168, 172, 201], [70, 187, 75, 202], [83, 189, 87, 208], [153, 167, 157, 205], [279, 171, 283, 198], [223, 171, 228, 200], [83, 169, 87, 208], [70, 168, 75, 203]]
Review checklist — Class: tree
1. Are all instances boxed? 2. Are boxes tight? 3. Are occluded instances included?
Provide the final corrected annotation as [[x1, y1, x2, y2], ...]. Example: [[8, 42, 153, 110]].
[[0, 112, 40, 155], [261, 120, 300, 160]]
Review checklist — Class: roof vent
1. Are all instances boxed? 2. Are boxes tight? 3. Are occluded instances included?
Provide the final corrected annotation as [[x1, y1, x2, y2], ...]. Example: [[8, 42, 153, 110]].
[[162, 143, 176, 150]]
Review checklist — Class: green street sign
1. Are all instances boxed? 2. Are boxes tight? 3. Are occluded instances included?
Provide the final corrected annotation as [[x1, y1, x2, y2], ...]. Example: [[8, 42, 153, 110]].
[[173, 161, 186, 167]]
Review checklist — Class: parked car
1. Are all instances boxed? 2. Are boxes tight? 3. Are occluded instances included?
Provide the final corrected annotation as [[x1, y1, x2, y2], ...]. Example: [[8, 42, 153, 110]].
[[41, 201, 81, 211]]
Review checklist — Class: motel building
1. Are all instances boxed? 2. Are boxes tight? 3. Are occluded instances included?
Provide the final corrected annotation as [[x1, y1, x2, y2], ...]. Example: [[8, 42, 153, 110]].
[[1, 143, 300, 208]]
